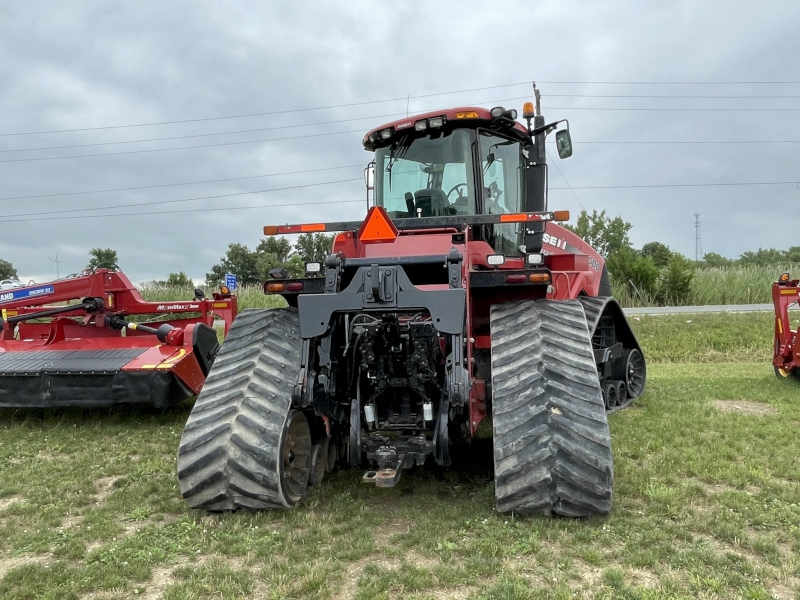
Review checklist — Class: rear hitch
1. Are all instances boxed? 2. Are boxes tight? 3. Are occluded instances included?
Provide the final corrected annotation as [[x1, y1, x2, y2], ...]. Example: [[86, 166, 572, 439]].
[[362, 445, 413, 488]]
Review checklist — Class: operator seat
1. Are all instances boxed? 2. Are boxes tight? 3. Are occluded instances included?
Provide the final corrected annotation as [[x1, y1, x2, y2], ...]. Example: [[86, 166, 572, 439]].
[[414, 189, 453, 217]]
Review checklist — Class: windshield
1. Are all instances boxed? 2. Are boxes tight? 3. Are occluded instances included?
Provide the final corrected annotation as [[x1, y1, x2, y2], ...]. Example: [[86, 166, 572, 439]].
[[374, 129, 476, 218], [478, 130, 524, 255]]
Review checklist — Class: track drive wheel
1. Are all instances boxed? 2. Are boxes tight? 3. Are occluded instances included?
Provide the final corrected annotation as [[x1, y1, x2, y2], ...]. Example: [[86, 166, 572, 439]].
[[490, 299, 614, 517], [614, 348, 645, 400], [177, 308, 307, 511]]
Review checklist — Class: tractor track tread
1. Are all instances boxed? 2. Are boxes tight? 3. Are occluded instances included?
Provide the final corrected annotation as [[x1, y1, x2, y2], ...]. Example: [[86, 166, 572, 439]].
[[491, 299, 614, 517], [177, 308, 301, 511]]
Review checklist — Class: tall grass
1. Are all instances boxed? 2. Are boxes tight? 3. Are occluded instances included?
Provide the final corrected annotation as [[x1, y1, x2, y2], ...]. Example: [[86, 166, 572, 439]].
[[138, 283, 286, 310], [140, 264, 799, 310], [613, 263, 799, 307]]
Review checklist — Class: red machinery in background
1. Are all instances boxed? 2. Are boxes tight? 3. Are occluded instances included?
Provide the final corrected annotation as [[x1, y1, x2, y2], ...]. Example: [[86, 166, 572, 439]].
[[773, 272, 800, 380], [0, 269, 237, 408]]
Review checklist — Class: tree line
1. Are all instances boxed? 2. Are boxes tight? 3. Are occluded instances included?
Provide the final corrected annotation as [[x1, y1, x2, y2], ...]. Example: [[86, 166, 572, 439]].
[[1, 221, 798, 296]]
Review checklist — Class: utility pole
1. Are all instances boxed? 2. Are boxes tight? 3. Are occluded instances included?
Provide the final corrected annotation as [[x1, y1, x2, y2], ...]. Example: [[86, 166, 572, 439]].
[[694, 213, 702, 262]]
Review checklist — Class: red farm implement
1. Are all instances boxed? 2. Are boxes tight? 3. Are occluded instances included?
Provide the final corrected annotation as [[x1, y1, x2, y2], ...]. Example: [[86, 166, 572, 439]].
[[0, 269, 237, 408], [773, 272, 800, 380]]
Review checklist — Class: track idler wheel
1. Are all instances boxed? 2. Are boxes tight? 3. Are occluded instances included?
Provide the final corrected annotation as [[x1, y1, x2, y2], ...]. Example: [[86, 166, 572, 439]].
[[614, 348, 646, 399], [602, 382, 618, 410], [326, 437, 337, 474], [282, 410, 313, 500], [614, 380, 627, 406], [309, 438, 329, 487]]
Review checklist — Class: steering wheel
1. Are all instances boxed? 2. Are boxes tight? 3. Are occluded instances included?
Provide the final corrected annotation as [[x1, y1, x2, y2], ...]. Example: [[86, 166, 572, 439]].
[[446, 183, 468, 200]]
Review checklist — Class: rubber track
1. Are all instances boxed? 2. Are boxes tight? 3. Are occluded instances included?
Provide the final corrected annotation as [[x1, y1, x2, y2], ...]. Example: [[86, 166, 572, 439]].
[[577, 296, 606, 336], [177, 308, 301, 511], [490, 299, 614, 517]]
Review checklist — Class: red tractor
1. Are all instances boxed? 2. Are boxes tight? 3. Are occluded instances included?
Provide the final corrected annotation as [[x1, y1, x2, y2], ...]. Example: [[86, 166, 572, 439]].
[[177, 91, 646, 517]]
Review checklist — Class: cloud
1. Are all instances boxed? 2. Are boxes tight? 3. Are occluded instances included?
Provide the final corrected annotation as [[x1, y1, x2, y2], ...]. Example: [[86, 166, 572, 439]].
[[0, 0, 798, 282]]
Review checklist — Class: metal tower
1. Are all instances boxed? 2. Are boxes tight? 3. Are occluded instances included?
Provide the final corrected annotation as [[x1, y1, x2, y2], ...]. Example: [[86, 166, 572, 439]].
[[694, 213, 702, 262]]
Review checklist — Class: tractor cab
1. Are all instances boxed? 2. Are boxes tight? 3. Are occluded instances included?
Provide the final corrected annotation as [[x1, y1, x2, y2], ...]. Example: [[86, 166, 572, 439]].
[[363, 102, 571, 257]]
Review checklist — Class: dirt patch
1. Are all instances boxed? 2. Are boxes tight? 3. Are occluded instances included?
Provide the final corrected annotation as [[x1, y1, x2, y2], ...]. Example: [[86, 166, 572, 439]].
[[627, 567, 659, 589], [372, 517, 413, 546], [711, 400, 778, 417], [334, 556, 400, 600], [58, 514, 85, 530], [0, 495, 23, 511], [93, 476, 124, 505], [770, 578, 800, 600], [693, 533, 764, 566], [692, 479, 761, 496], [0, 553, 53, 578], [120, 515, 179, 537], [36, 450, 70, 461], [404, 550, 439, 570], [571, 559, 604, 587]]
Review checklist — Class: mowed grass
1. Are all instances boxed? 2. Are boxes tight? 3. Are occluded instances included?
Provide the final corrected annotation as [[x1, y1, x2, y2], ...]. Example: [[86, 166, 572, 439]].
[[1, 315, 800, 599]]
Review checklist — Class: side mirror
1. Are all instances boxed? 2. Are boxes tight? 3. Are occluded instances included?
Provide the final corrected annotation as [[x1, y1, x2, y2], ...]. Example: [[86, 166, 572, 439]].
[[364, 162, 375, 190], [555, 129, 572, 159]]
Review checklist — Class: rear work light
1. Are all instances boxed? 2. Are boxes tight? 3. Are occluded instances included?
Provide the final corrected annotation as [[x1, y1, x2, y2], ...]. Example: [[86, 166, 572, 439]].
[[428, 116, 444, 128], [487, 254, 505, 266], [526, 253, 544, 265], [414, 120, 427, 131], [379, 128, 392, 140], [305, 262, 322, 274]]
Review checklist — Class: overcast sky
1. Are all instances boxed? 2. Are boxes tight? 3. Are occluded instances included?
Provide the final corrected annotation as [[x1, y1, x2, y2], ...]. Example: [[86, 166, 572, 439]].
[[1, 0, 798, 283]]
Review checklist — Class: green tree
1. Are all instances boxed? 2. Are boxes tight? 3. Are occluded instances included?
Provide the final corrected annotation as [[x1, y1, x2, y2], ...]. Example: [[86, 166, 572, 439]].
[[738, 248, 785, 267], [702, 252, 733, 268], [294, 233, 334, 263], [165, 272, 193, 287], [0, 259, 17, 280], [641, 241, 673, 268], [655, 254, 695, 305], [86, 248, 118, 271], [784, 246, 800, 263], [206, 243, 260, 287], [563, 210, 631, 258], [256, 237, 292, 263], [606, 246, 659, 300]]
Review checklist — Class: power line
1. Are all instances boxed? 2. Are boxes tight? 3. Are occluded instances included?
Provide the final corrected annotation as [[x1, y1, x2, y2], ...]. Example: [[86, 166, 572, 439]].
[[550, 181, 799, 190], [1, 179, 797, 224], [0, 163, 363, 202], [4, 79, 799, 138], [0, 82, 538, 137], [536, 80, 800, 84], [0, 127, 366, 164], [578, 140, 800, 144], [3, 107, 800, 165], [546, 150, 585, 211], [0, 178, 361, 219], [0, 197, 366, 224], [0, 112, 409, 154], [544, 93, 800, 99]]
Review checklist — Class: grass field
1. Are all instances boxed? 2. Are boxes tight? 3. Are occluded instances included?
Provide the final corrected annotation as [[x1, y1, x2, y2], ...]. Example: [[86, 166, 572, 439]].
[[1, 314, 799, 599]]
